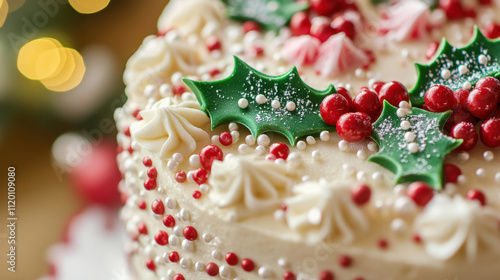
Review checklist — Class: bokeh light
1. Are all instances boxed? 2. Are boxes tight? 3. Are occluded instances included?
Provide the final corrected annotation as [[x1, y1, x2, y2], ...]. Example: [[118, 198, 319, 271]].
[[69, 0, 110, 14], [0, 0, 8, 28], [41, 48, 86, 92]]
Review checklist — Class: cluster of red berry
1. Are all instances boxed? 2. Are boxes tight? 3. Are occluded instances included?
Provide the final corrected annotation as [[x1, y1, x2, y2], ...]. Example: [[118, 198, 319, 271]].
[[320, 81, 410, 142], [423, 77, 500, 150]]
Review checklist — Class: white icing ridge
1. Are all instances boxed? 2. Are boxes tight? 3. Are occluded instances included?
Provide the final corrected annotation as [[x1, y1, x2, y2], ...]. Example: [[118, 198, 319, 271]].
[[130, 98, 210, 158], [415, 194, 500, 261], [123, 36, 200, 99], [378, 0, 431, 41], [285, 180, 368, 244], [157, 0, 226, 37], [208, 155, 293, 219]]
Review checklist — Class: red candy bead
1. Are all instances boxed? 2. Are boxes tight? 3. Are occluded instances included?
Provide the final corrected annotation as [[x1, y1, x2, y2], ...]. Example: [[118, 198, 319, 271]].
[[241, 258, 255, 272], [332, 16, 356, 40], [336, 87, 353, 108], [424, 85, 456, 112], [138, 200, 146, 210], [146, 259, 156, 271], [169, 251, 180, 262], [138, 222, 148, 235], [175, 171, 187, 183], [219, 132, 233, 146], [243, 20, 260, 33], [193, 190, 202, 199], [351, 184, 371, 205], [151, 199, 165, 215], [172, 84, 186, 96], [290, 12, 311, 36], [193, 168, 208, 185], [144, 178, 157, 190], [444, 107, 476, 131], [183, 226, 198, 241], [310, 0, 339, 16], [444, 164, 462, 183], [206, 262, 219, 276], [173, 274, 185, 280], [163, 215, 175, 228], [319, 271, 335, 280], [439, 0, 465, 20], [467, 87, 497, 119], [467, 189, 487, 206], [132, 109, 142, 120], [155, 230, 169, 245], [453, 89, 470, 108], [206, 36, 221, 52], [413, 234, 422, 243], [378, 81, 409, 107], [225, 252, 238, 266], [450, 121, 478, 151], [200, 144, 223, 171], [407, 182, 434, 207], [378, 238, 389, 249], [485, 22, 500, 39], [338, 255, 352, 268], [336, 112, 373, 142], [283, 272, 296, 280], [353, 89, 382, 121], [143, 156, 152, 167], [147, 167, 157, 179], [269, 142, 290, 160], [310, 20, 336, 43], [480, 118, 500, 147], [320, 94, 351, 126], [371, 81, 385, 94], [475, 76, 500, 98]]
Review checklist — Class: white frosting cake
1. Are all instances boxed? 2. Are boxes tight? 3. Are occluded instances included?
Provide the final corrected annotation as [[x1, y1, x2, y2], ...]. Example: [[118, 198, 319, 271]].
[[115, 0, 500, 279]]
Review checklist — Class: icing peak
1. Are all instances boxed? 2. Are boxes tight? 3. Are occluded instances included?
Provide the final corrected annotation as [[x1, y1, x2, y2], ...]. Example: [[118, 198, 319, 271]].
[[378, 0, 431, 41]]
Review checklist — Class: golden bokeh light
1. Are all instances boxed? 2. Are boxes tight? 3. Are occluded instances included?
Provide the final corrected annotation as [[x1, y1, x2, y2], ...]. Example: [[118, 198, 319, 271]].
[[41, 48, 86, 92], [17, 38, 64, 80], [0, 0, 9, 28], [68, 0, 110, 14]]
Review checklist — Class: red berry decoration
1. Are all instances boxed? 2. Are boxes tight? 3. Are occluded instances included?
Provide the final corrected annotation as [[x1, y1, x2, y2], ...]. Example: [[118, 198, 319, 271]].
[[143, 156, 152, 167], [467, 87, 497, 119], [200, 144, 223, 171], [241, 258, 255, 272], [290, 12, 311, 36], [467, 189, 486, 206], [332, 16, 356, 40], [453, 89, 470, 108], [283, 272, 296, 280], [338, 255, 352, 268], [193, 190, 202, 199], [378, 81, 409, 107], [439, 0, 465, 20], [475, 76, 500, 98], [351, 184, 372, 205], [310, 20, 336, 43], [151, 199, 165, 215], [206, 262, 219, 276], [336, 87, 353, 108], [138, 222, 148, 235], [445, 107, 476, 131], [371, 81, 385, 94], [444, 164, 462, 183], [183, 226, 198, 241], [225, 252, 238, 266], [155, 230, 169, 245], [480, 118, 500, 147], [319, 271, 335, 280], [242, 21, 260, 33], [172, 84, 186, 96], [336, 112, 373, 142], [407, 182, 434, 207], [378, 238, 389, 249], [219, 132, 233, 146], [144, 178, 157, 190], [353, 89, 382, 121], [485, 22, 500, 39], [146, 259, 156, 271], [269, 142, 290, 160], [169, 251, 180, 262], [424, 85, 457, 112], [163, 215, 175, 228], [426, 41, 440, 60], [193, 168, 208, 185], [450, 121, 478, 151], [173, 274, 185, 280], [138, 200, 146, 210], [310, 0, 339, 16], [147, 167, 157, 179], [320, 94, 351, 126], [206, 36, 221, 52], [175, 171, 187, 183]]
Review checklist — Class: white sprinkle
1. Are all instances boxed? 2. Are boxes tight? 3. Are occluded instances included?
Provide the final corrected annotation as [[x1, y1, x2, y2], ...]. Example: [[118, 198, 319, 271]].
[[165, 197, 176, 209], [399, 101, 410, 109], [180, 258, 191, 269], [277, 258, 289, 268], [495, 172, 500, 184], [441, 69, 451, 79], [211, 250, 222, 260], [202, 233, 212, 243], [404, 131, 416, 143], [182, 240, 193, 252], [296, 140, 306, 150], [238, 98, 249, 109], [301, 175, 310, 182], [338, 140, 349, 152], [397, 108, 407, 118], [408, 143, 419, 153], [172, 153, 184, 163], [312, 150, 321, 160], [342, 163, 355, 176], [367, 141, 378, 152], [286, 101, 296, 111], [476, 168, 486, 178], [271, 100, 280, 109], [167, 160, 179, 171], [372, 172, 383, 182], [462, 81, 472, 90], [144, 246, 154, 258], [219, 265, 231, 279], [200, 184, 210, 194], [189, 155, 201, 168], [187, 171, 194, 182], [245, 135, 256, 146], [267, 1, 279, 11], [458, 65, 469, 75], [306, 136, 316, 145], [273, 209, 285, 221], [478, 54, 489, 65], [401, 121, 411, 130], [374, 199, 385, 211], [394, 184, 406, 196], [457, 174, 467, 185], [458, 152, 470, 161], [173, 226, 183, 237], [357, 149, 368, 160], [256, 94, 267, 104], [159, 84, 171, 97], [258, 267, 273, 278], [255, 145, 266, 155], [308, 208, 322, 225], [180, 208, 190, 221], [356, 171, 369, 181], [257, 134, 271, 147], [196, 262, 205, 271], [320, 131, 330, 142], [483, 151, 494, 161], [272, 52, 282, 62], [393, 197, 416, 215], [391, 218, 407, 233], [144, 84, 156, 97], [238, 144, 251, 154], [171, 72, 183, 84], [401, 48, 410, 59], [355, 68, 365, 77], [231, 130, 240, 140], [167, 270, 175, 278], [211, 135, 220, 145]]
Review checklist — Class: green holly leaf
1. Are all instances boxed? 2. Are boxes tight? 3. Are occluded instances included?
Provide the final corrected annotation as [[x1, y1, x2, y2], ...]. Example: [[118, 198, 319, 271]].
[[369, 101, 462, 189], [182, 56, 335, 145], [221, 0, 309, 30], [410, 27, 500, 106]]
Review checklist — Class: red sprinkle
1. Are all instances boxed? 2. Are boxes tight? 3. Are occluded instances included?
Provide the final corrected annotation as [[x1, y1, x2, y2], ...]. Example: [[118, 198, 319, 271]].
[[173, 274, 185, 280], [193, 190, 202, 199], [444, 164, 462, 183], [413, 234, 422, 243], [206, 262, 219, 276], [466, 189, 487, 206], [137, 200, 146, 210], [407, 182, 434, 207], [193, 168, 209, 185], [269, 142, 290, 160], [338, 255, 352, 268], [146, 259, 155, 271], [200, 145, 223, 171], [351, 184, 372, 205], [175, 171, 187, 183], [163, 215, 176, 228], [283, 271, 296, 280], [144, 178, 157, 190], [225, 252, 238, 266], [241, 258, 255, 272], [219, 132, 233, 146], [138, 222, 148, 235], [155, 230, 169, 245], [243, 20, 260, 33], [183, 226, 198, 241], [143, 156, 152, 167], [147, 167, 158, 179], [169, 251, 180, 262], [151, 199, 165, 215], [319, 270, 335, 280], [378, 238, 389, 249]]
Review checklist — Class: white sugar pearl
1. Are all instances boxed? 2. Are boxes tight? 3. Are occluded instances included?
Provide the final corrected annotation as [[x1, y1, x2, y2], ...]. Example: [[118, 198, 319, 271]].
[[273, 209, 285, 221], [342, 163, 355, 176], [458, 152, 470, 161], [457, 174, 467, 185], [394, 184, 406, 196], [404, 131, 416, 142], [277, 258, 289, 268], [211, 250, 222, 259], [258, 267, 273, 278], [401, 120, 411, 130], [296, 140, 306, 150], [391, 218, 407, 233], [200, 184, 210, 194], [172, 153, 184, 163], [308, 208, 322, 225], [301, 175, 310, 182], [495, 172, 500, 184], [393, 197, 417, 215], [257, 134, 271, 147], [144, 246, 154, 258], [211, 135, 220, 145], [245, 135, 256, 146], [357, 149, 367, 160], [229, 123, 238, 131], [256, 94, 267, 104], [367, 141, 378, 152], [271, 100, 281, 109], [167, 160, 179, 171], [372, 172, 383, 182], [159, 84, 171, 96], [320, 131, 330, 142], [171, 72, 183, 84], [441, 69, 451, 79], [167, 270, 175, 278], [458, 65, 469, 75], [255, 145, 266, 155], [399, 101, 410, 109], [144, 84, 156, 97], [397, 108, 407, 117], [165, 197, 176, 209], [338, 140, 349, 152], [312, 150, 321, 160], [169, 235, 179, 246], [462, 81, 472, 90], [356, 171, 369, 181], [476, 168, 486, 178], [180, 258, 191, 269], [238, 144, 251, 154], [286, 101, 296, 111], [306, 136, 316, 145], [478, 54, 489, 65], [196, 262, 205, 271], [238, 98, 249, 109], [189, 155, 201, 167], [220, 265, 231, 279], [174, 226, 183, 237], [202, 233, 212, 243], [182, 240, 193, 252], [231, 130, 240, 140], [408, 143, 419, 154], [484, 151, 494, 161]]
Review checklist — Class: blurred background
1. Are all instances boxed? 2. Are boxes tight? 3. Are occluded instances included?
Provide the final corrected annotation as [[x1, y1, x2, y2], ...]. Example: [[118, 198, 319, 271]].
[[0, 0, 169, 279]]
